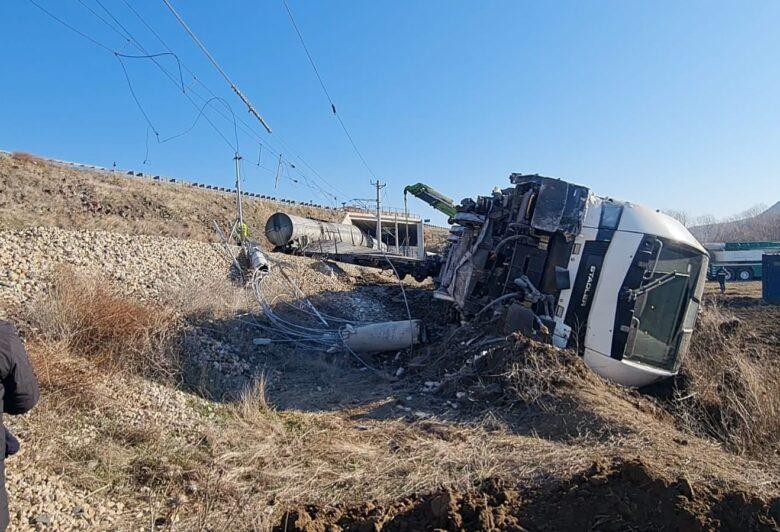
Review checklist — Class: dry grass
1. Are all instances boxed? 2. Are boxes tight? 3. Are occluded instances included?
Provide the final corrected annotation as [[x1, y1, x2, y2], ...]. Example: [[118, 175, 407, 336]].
[[11, 151, 42, 164], [503, 336, 597, 406], [25, 268, 180, 381], [161, 273, 248, 319], [203, 378, 603, 528], [0, 152, 342, 245], [673, 304, 780, 456], [25, 339, 103, 410], [8, 266, 779, 528], [0, 152, 450, 253]]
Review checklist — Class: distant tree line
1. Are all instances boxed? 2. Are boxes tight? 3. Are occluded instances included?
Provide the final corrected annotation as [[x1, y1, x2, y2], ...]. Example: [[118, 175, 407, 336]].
[[664, 204, 780, 242]]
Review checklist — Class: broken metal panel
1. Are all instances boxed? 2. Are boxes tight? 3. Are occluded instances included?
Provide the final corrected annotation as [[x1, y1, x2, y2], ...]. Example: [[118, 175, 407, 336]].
[[437, 226, 475, 291], [436, 173, 591, 333], [508, 174, 589, 237], [531, 178, 569, 233]]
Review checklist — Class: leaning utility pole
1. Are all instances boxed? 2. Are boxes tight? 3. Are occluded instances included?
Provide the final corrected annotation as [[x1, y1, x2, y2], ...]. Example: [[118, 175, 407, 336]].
[[372, 180, 386, 248], [234, 152, 244, 235]]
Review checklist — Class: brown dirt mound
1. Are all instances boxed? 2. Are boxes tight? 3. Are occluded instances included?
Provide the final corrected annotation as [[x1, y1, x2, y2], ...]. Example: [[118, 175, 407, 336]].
[[434, 331, 601, 407], [275, 457, 780, 531]]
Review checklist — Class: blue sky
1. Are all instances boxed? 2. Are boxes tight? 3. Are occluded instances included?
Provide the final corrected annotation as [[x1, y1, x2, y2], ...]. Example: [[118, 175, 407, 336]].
[[2, 1, 779, 225]]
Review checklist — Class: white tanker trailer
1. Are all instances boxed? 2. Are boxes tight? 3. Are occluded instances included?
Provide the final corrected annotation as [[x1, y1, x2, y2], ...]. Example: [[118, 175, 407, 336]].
[[265, 212, 383, 251], [435, 173, 709, 387]]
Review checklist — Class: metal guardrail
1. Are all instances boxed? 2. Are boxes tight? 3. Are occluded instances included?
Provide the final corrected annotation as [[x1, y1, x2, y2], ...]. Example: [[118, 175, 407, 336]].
[[1, 150, 342, 212], [2, 150, 436, 223]]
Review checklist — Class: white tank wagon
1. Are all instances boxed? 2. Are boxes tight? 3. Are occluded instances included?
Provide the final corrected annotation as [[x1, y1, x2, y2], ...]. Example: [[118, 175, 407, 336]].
[[435, 174, 709, 387], [265, 213, 380, 250]]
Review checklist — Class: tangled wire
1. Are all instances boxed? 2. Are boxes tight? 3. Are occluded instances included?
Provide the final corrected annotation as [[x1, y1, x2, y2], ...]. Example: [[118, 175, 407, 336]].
[[249, 257, 397, 372]]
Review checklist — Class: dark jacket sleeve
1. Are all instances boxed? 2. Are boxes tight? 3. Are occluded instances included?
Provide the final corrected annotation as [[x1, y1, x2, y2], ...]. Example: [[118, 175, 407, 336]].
[[0, 321, 40, 415]]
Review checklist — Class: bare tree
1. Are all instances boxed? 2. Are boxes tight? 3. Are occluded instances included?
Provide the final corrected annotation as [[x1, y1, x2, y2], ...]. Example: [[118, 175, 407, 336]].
[[689, 203, 779, 242], [690, 214, 718, 242], [663, 209, 692, 227]]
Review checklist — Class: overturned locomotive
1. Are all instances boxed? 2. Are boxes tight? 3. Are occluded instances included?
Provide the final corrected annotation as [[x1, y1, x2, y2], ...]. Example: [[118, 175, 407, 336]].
[[435, 174, 709, 387]]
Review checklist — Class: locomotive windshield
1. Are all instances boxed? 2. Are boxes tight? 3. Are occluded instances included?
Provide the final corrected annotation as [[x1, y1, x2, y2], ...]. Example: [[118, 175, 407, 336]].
[[623, 240, 707, 371]]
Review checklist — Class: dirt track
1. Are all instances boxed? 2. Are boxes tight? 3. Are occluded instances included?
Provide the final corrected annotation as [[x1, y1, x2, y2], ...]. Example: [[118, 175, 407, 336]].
[[706, 281, 779, 360]]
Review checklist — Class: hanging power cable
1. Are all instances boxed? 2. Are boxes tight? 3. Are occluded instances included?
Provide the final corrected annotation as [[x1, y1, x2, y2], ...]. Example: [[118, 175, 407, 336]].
[[28, 0, 342, 206], [281, 0, 377, 180], [122, 0, 351, 202], [160, 0, 272, 133], [28, 0, 113, 52], [72, 0, 241, 152], [123, 0, 351, 203]]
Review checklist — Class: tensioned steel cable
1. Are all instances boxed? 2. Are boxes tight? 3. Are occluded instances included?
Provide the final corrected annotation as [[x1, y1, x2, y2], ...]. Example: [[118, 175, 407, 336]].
[[160, 0, 272, 134], [281, 0, 378, 180], [122, 0, 352, 203]]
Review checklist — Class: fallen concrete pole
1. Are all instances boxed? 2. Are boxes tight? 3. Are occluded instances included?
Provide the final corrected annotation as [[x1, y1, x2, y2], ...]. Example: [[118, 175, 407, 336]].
[[341, 320, 426, 353]]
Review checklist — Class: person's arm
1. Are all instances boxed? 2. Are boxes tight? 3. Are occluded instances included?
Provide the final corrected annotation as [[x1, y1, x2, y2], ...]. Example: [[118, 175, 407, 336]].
[[0, 321, 40, 415]]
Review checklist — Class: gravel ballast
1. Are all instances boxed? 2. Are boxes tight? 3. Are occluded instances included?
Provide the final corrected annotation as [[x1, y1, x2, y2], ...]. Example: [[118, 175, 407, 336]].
[[0, 226, 231, 309]]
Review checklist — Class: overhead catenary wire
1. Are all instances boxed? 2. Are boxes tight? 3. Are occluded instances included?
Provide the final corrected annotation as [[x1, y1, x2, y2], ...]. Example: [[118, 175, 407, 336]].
[[159, 96, 238, 146], [281, 0, 378, 180], [160, 0, 272, 134], [62, 0, 241, 152], [116, 55, 160, 138], [115, 52, 186, 92], [27, 0, 345, 206], [28, 0, 113, 52], [119, 0, 353, 204], [106, 0, 340, 202], [90, 0, 240, 152]]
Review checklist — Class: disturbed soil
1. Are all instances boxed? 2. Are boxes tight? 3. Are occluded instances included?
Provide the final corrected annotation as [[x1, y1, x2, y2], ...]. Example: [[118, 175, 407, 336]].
[[278, 458, 780, 531], [270, 281, 780, 531]]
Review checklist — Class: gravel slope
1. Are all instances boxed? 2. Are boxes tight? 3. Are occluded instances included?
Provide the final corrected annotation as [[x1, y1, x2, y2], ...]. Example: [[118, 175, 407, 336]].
[[0, 226, 231, 310]]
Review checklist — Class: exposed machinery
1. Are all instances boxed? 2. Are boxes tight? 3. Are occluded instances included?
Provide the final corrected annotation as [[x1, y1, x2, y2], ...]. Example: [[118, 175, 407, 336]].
[[403, 183, 457, 218], [435, 173, 709, 387], [704, 241, 780, 281]]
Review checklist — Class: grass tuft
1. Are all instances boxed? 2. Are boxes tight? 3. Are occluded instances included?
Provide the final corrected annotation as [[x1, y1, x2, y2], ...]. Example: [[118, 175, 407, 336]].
[[11, 151, 41, 164], [26, 268, 180, 381], [673, 304, 780, 455]]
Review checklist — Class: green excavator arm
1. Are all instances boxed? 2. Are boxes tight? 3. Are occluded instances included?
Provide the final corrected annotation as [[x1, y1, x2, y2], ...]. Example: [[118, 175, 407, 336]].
[[403, 183, 457, 218]]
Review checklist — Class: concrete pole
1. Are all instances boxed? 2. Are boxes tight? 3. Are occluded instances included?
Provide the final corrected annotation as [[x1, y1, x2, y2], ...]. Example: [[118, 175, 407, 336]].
[[371, 180, 385, 248], [274, 154, 283, 190], [342, 320, 426, 353], [234, 153, 244, 242], [418, 222, 425, 260], [403, 192, 410, 255]]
